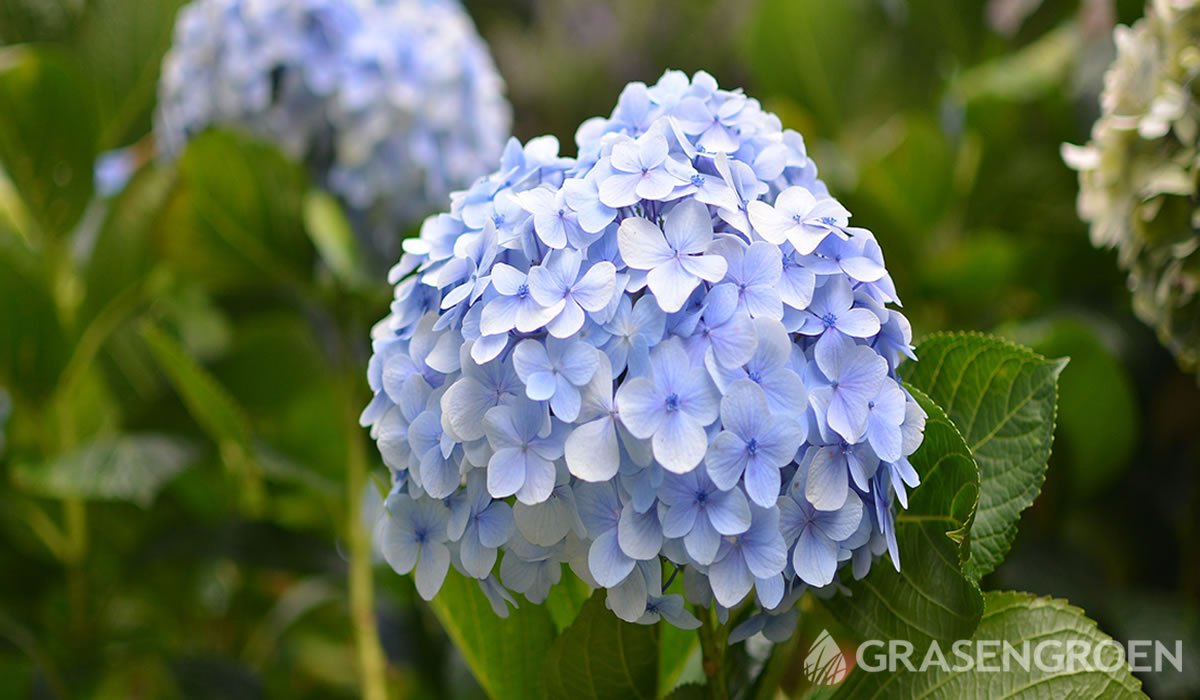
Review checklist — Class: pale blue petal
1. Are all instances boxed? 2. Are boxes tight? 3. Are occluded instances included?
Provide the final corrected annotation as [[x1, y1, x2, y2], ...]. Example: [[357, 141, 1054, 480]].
[[606, 565, 649, 622], [706, 486, 752, 535], [514, 496, 572, 547], [836, 308, 882, 338], [618, 506, 663, 560], [816, 495, 863, 542], [381, 513, 418, 575], [795, 527, 838, 586], [460, 529, 498, 579], [617, 217, 673, 269], [477, 502, 515, 547], [652, 411, 708, 473], [663, 199, 714, 253], [660, 499, 699, 538], [647, 259, 700, 314], [744, 459, 782, 508], [550, 380, 581, 422], [414, 541, 450, 600], [806, 447, 848, 512], [486, 447, 526, 498], [678, 254, 728, 283], [705, 432, 749, 491], [755, 573, 785, 609], [556, 342, 599, 386], [615, 377, 666, 440], [515, 452, 556, 505], [684, 515, 721, 565], [708, 550, 753, 608], [440, 378, 496, 443], [565, 418, 620, 482], [589, 528, 637, 587]]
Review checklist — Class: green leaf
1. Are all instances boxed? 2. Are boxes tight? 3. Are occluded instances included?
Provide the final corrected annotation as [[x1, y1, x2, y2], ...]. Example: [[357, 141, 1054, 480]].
[[164, 130, 313, 292], [139, 321, 251, 448], [663, 684, 707, 700], [905, 332, 1067, 579], [427, 569, 557, 700], [543, 591, 659, 700], [73, 0, 187, 149], [0, 46, 98, 238], [0, 232, 66, 402], [543, 569, 592, 632], [832, 591, 1147, 698], [658, 621, 699, 696], [950, 23, 1080, 103], [81, 163, 174, 323], [1001, 317, 1137, 495], [823, 389, 983, 654], [302, 189, 368, 289], [12, 433, 195, 507]]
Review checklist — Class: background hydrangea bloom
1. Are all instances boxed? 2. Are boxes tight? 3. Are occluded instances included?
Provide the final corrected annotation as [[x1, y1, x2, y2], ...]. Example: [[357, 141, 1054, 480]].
[[156, 0, 511, 258], [1065, 0, 1200, 371], [364, 70, 925, 632]]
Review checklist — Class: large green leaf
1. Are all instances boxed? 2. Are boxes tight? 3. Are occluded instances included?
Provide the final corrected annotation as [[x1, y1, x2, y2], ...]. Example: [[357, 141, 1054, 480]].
[[74, 0, 187, 149], [832, 591, 1146, 698], [302, 189, 368, 290], [542, 591, 659, 700], [0, 46, 97, 238], [163, 130, 313, 292], [12, 433, 195, 507], [427, 569, 557, 700], [905, 332, 1066, 579], [823, 389, 983, 654], [1002, 317, 1136, 496], [139, 321, 251, 449], [0, 231, 66, 402], [81, 163, 174, 323]]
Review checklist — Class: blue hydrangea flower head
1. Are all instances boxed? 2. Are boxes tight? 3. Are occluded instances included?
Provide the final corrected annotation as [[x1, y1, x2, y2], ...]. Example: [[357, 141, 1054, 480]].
[[364, 70, 925, 634], [156, 0, 511, 257]]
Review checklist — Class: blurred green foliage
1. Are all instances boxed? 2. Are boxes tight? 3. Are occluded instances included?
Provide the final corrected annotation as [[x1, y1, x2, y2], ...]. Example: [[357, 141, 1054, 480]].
[[0, 0, 1197, 698]]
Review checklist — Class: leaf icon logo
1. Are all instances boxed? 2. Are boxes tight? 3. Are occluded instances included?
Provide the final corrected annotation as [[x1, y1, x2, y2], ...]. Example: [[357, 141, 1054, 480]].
[[804, 629, 848, 686]]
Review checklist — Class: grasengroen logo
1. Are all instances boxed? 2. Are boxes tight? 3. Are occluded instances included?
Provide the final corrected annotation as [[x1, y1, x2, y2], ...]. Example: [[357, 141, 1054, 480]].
[[802, 629, 1185, 684], [804, 629, 850, 685]]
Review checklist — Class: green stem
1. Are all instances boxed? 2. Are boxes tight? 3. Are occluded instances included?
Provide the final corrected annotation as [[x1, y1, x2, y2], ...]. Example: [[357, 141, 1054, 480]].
[[698, 608, 731, 700], [63, 497, 87, 643], [345, 386, 388, 700]]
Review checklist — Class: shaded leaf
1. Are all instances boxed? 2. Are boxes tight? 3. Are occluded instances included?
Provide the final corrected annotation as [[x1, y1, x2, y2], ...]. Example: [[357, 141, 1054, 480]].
[[12, 433, 195, 507], [428, 569, 557, 700], [303, 189, 367, 289], [0, 46, 97, 237], [543, 591, 659, 700], [74, 0, 187, 149], [1003, 317, 1137, 495], [823, 389, 983, 655], [139, 321, 251, 448], [833, 592, 1146, 698], [81, 162, 174, 323], [0, 232, 66, 401], [163, 130, 313, 291], [905, 332, 1066, 579]]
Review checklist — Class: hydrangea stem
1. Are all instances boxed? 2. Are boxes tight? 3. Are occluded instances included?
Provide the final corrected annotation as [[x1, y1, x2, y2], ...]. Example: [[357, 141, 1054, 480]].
[[698, 608, 731, 700], [345, 386, 388, 700], [63, 497, 88, 643]]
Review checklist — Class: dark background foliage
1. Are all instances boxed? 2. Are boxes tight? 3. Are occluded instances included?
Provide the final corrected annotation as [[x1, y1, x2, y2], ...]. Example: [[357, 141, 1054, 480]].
[[0, 0, 1196, 697]]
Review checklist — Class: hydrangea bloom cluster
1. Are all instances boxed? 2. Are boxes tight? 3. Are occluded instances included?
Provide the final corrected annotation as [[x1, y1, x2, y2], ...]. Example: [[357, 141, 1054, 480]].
[[363, 71, 925, 634], [156, 0, 510, 256], [1064, 0, 1200, 370]]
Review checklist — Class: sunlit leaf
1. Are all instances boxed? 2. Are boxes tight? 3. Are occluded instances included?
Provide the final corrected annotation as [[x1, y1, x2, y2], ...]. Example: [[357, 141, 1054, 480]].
[[905, 332, 1066, 579], [12, 433, 195, 507]]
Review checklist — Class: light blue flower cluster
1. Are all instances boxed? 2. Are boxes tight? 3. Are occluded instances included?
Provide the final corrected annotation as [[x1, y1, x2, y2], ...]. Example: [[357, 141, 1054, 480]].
[[363, 71, 925, 634], [156, 0, 510, 253]]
